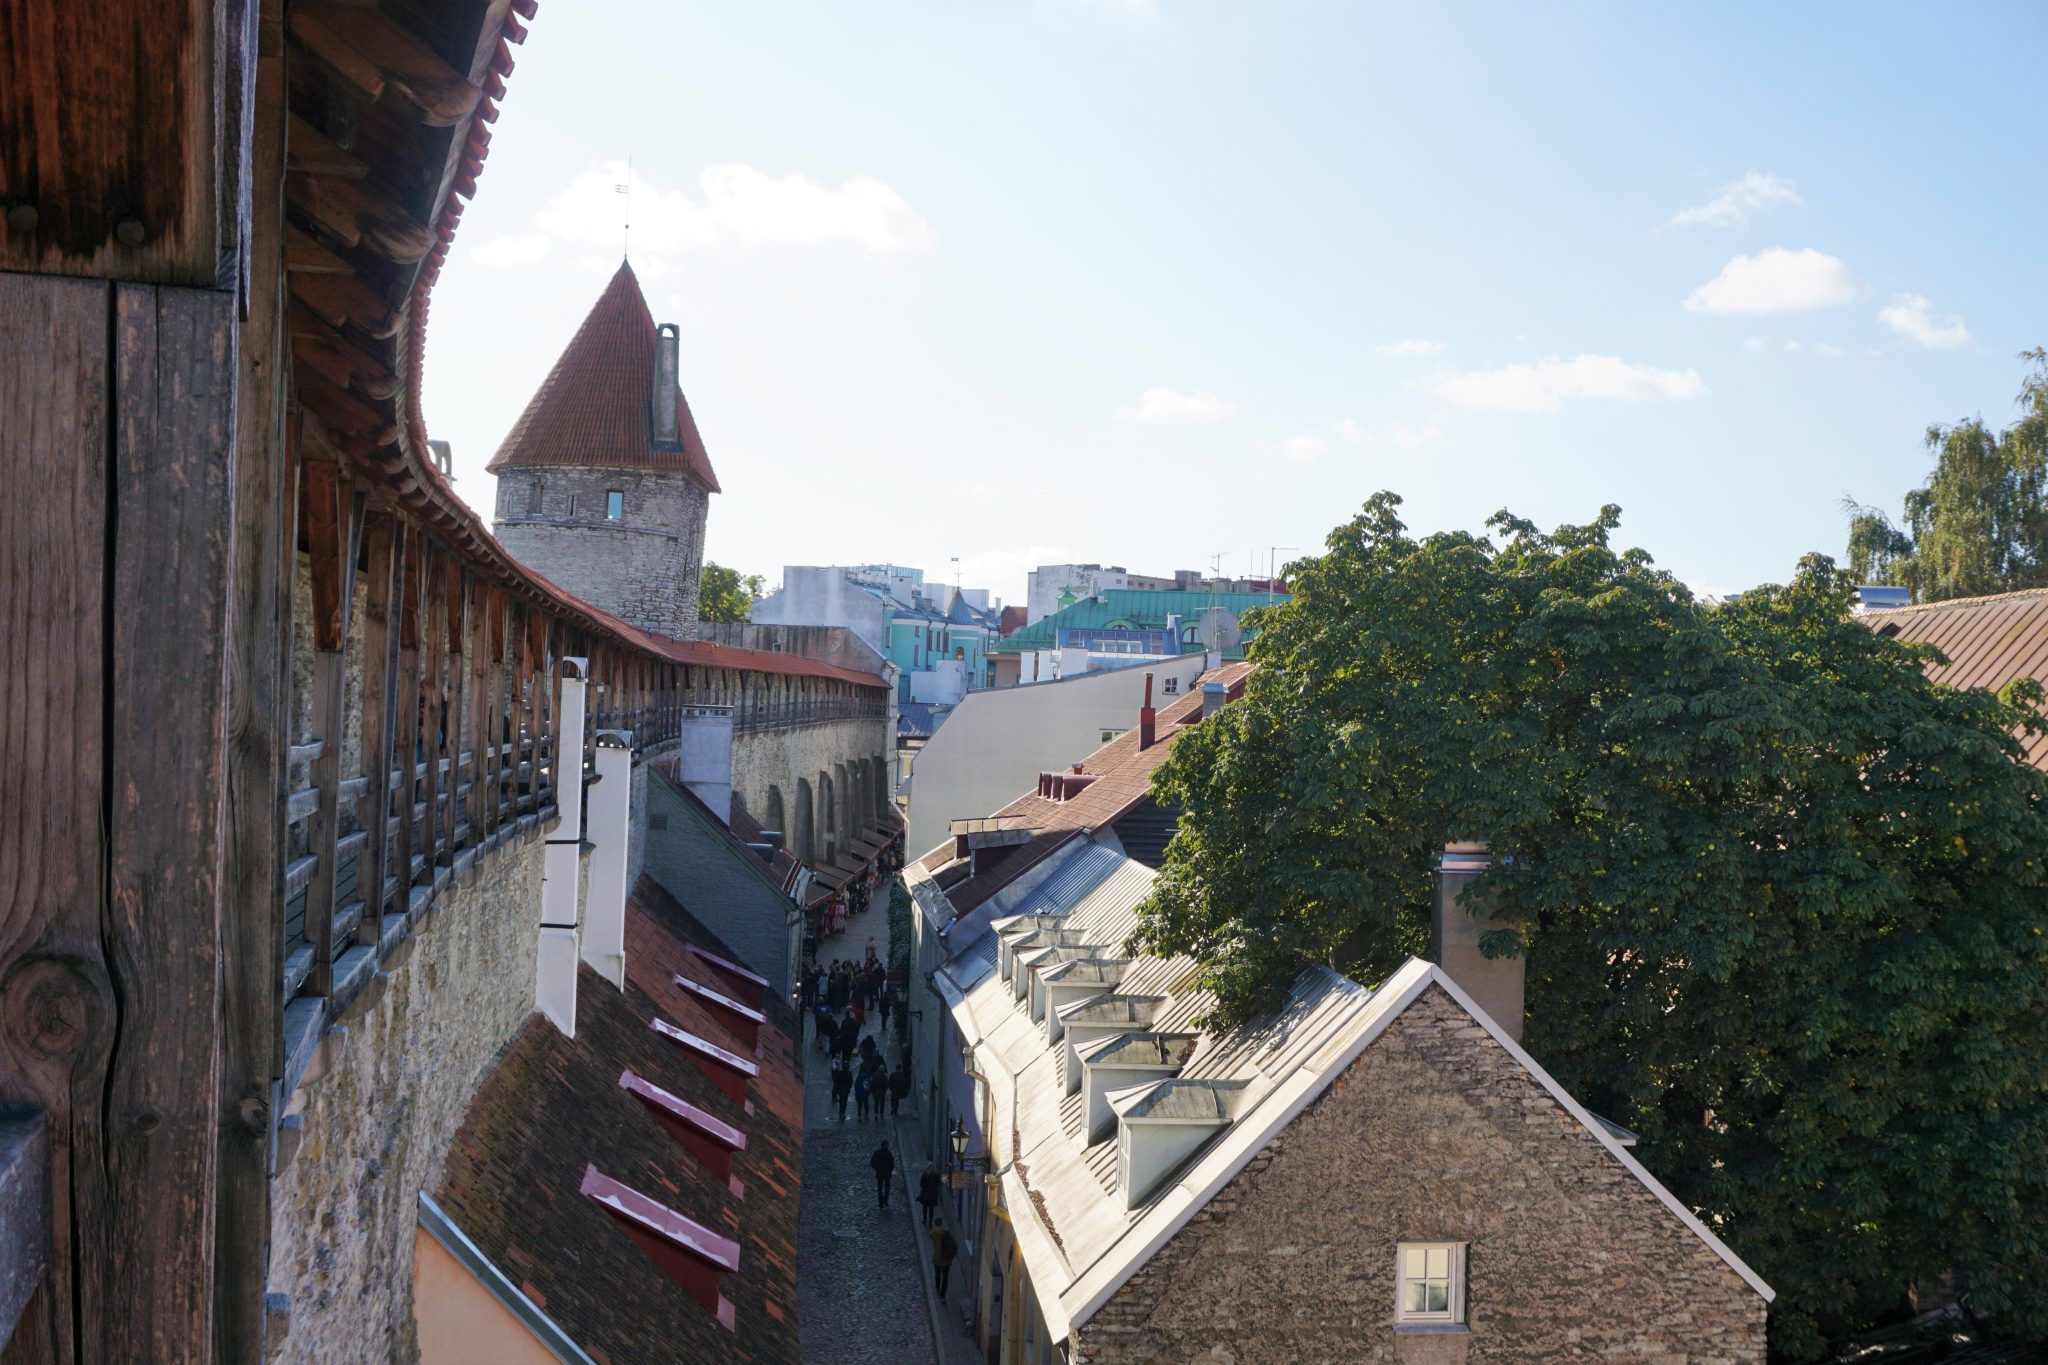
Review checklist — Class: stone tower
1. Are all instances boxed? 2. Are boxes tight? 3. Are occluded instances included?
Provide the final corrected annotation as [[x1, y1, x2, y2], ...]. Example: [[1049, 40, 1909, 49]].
[[488, 261, 721, 639]]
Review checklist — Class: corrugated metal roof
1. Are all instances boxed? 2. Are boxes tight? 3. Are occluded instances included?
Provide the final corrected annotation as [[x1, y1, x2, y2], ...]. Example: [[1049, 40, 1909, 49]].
[[1863, 587, 2048, 769], [993, 590, 1286, 653]]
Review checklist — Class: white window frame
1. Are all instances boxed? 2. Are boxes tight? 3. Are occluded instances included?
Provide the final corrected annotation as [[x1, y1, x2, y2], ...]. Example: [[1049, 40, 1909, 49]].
[[1394, 1241, 1466, 1329]]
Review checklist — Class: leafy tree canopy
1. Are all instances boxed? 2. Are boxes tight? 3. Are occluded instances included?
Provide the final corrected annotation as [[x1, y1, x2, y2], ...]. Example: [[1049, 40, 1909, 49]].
[[700, 561, 764, 623], [1130, 492, 2048, 1355], [1846, 348, 2048, 600]]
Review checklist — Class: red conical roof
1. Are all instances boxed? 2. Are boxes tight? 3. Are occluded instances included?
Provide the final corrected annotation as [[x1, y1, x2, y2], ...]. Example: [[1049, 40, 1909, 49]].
[[487, 261, 721, 491]]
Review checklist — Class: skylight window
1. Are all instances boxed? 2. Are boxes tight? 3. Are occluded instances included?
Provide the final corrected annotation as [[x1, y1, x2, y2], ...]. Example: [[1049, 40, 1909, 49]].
[[619, 1069, 747, 1190], [651, 1017, 760, 1104]]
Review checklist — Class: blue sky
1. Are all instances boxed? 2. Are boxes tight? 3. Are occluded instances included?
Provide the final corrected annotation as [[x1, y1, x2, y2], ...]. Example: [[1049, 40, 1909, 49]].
[[422, 1, 2046, 605]]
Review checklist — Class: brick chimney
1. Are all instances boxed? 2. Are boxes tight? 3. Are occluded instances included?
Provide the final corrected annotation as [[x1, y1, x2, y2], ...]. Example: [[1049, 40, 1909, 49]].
[[652, 322, 682, 449], [1138, 672, 1156, 748], [1430, 842, 1524, 1043]]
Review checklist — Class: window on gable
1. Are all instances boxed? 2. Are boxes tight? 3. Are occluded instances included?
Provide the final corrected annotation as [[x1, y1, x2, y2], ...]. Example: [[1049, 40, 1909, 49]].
[[1395, 1242, 1466, 1328], [1162, 677, 1179, 695], [606, 489, 625, 521]]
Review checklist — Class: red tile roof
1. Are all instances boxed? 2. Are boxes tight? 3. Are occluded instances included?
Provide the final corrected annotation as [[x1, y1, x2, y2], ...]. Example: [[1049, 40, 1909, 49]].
[[487, 260, 721, 490], [1863, 588, 2048, 769], [917, 663, 1253, 913], [435, 876, 800, 1363]]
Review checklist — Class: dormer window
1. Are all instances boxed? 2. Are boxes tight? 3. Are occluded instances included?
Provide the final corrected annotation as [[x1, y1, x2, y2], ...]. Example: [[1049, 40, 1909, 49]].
[[675, 974, 767, 1053], [605, 489, 624, 521], [651, 1017, 760, 1105], [580, 1165, 739, 1329], [619, 1069, 747, 1193], [1395, 1242, 1467, 1330]]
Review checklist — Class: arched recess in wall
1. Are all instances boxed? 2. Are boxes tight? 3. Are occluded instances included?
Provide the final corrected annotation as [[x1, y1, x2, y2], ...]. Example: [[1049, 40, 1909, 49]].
[[872, 754, 889, 818], [819, 771, 837, 864], [852, 758, 871, 833], [794, 778, 815, 865], [765, 785, 786, 839], [833, 762, 850, 849]]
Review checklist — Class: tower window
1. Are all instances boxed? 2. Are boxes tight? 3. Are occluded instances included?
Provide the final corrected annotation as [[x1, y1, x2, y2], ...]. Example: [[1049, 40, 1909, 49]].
[[527, 479, 543, 515], [606, 490, 624, 521]]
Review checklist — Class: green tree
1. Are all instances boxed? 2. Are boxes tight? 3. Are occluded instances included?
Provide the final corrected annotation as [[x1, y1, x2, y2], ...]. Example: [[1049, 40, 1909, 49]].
[[699, 561, 764, 623], [1845, 349, 2048, 600], [1130, 492, 2048, 1355]]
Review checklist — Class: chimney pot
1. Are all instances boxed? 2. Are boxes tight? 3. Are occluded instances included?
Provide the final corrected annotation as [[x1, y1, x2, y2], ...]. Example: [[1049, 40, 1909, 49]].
[[1139, 672, 1157, 748]]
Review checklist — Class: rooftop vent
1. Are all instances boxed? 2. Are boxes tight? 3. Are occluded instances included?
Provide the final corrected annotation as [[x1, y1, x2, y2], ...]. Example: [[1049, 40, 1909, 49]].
[[650, 1017, 760, 1106], [619, 1069, 748, 1192], [1200, 679, 1227, 720], [686, 944, 771, 1006], [581, 1165, 738, 1328], [1077, 1032, 1198, 1140], [1113, 1078, 1253, 1209], [675, 975, 768, 1053], [1855, 583, 1911, 612]]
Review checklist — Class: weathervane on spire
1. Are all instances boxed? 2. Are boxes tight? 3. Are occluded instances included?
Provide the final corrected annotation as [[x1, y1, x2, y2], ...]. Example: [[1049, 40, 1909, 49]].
[[614, 155, 632, 259]]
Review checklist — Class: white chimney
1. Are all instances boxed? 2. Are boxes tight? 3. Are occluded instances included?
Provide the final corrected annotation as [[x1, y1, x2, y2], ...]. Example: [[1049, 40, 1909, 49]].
[[1199, 680, 1227, 719], [537, 658, 590, 1035], [1431, 842, 1524, 1043], [678, 705, 734, 825], [581, 730, 634, 989]]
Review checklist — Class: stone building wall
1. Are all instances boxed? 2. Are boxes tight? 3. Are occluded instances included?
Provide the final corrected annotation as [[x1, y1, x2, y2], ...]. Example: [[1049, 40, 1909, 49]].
[[268, 832, 547, 1365], [491, 465, 709, 639], [731, 717, 891, 855], [1070, 984, 1765, 1364]]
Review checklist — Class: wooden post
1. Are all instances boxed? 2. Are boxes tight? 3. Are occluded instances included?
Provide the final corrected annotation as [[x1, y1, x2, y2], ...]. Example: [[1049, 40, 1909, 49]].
[[443, 566, 469, 852], [353, 508, 398, 942], [391, 526, 423, 900], [216, 3, 290, 1352], [416, 548, 446, 882]]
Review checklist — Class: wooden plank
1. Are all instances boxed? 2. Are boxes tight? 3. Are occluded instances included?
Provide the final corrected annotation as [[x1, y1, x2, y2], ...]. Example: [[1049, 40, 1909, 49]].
[[417, 547, 447, 875], [354, 510, 399, 942], [0, 272, 110, 1365], [104, 282, 237, 1359], [216, 5, 291, 1356], [0, 0, 222, 283], [444, 569, 471, 855], [391, 524, 423, 898]]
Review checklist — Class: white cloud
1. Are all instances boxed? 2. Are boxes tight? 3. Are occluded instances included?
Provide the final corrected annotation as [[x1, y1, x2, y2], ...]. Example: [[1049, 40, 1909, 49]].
[[1665, 171, 1801, 230], [1332, 417, 1373, 446], [1783, 340, 1802, 352], [1684, 248, 1859, 315], [1878, 293, 1973, 350], [1113, 387, 1238, 426], [1742, 336, 1766, 352], [1374, 338, 1448, 357], [1814, 342, 1848, 358], [1435, 354, 1706, 414], [1257, 433, 1329, 462], [470, 233, 552, 266], [539, 160, 935, 255], [1389, 420, 1444, 448]]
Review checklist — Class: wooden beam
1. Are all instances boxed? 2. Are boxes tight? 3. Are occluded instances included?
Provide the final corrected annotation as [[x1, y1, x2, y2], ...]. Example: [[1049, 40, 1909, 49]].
[[289, 4, 481, 127], [284, 112, 366, 179], [0, 272, 110, 1365], [216, 4, 291, 1354], [390, 525, 424, 900], [106, 281, 238, 1358]]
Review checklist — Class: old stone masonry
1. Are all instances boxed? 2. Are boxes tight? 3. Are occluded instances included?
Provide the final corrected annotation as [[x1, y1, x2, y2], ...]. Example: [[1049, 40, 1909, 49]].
[[796, 895, 938, 1365]]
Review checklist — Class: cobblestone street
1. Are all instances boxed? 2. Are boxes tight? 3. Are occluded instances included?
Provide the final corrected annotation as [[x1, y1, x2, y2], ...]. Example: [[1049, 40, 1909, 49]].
[[797, 893, 942, 1365]]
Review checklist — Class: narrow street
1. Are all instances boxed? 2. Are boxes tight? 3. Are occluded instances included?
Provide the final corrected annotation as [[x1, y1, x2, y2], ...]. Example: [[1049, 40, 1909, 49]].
[[797, 891, 952, 1365]]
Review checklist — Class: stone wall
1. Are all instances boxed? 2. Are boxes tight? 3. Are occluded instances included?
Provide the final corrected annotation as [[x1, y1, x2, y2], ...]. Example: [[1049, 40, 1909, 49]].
[[491, 465, 708, 639], [1071, 984, 1765, 1364], [730, 717, 891, 854], [268, 832, 547, 1365]]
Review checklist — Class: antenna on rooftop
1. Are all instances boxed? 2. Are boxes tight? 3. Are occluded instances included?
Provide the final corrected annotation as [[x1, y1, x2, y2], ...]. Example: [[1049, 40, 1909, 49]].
[[614, 156, 633, 259]]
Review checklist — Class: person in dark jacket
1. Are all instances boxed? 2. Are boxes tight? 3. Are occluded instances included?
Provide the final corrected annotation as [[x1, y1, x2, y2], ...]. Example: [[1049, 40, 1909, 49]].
[[831, 1059, 852, 1121], [930, 1218, 958, 1295], [889, 1063, 911, 1117], [870, 1138, 895, 1211], [854, 1067, 874, 1121], [917, 1162, 941, 1227]]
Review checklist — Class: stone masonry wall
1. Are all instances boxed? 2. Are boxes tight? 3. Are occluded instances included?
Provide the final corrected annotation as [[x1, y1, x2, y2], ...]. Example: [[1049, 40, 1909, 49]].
[[492, 465, 708, 638], [1071, 984, 1765, 1364], [268, 832, 546, 1365], [730, 717, 891, 846]]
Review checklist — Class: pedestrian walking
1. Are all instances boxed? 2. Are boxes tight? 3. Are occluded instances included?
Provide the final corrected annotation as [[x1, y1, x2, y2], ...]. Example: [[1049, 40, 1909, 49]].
[[917, 1162, 940, 1228], [849, 999, 865, 1035], [889, 1062, 910, 1117], [866, 934, 878, 965], [831, 1059, 852, 1122], [931, 1218, 958, 1296], [854, 1067, 873, 1121], [870, 1138, 894, 1211], [814, 1001, 832, 1053]]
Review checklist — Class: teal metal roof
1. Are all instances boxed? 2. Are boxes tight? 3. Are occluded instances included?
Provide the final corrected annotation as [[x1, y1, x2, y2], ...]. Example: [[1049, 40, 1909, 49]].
[[990, 589, 1285, 654]]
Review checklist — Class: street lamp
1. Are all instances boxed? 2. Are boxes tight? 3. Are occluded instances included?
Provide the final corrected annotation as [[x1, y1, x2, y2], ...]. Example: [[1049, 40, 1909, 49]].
[[950, 1117, 969, 1168]]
